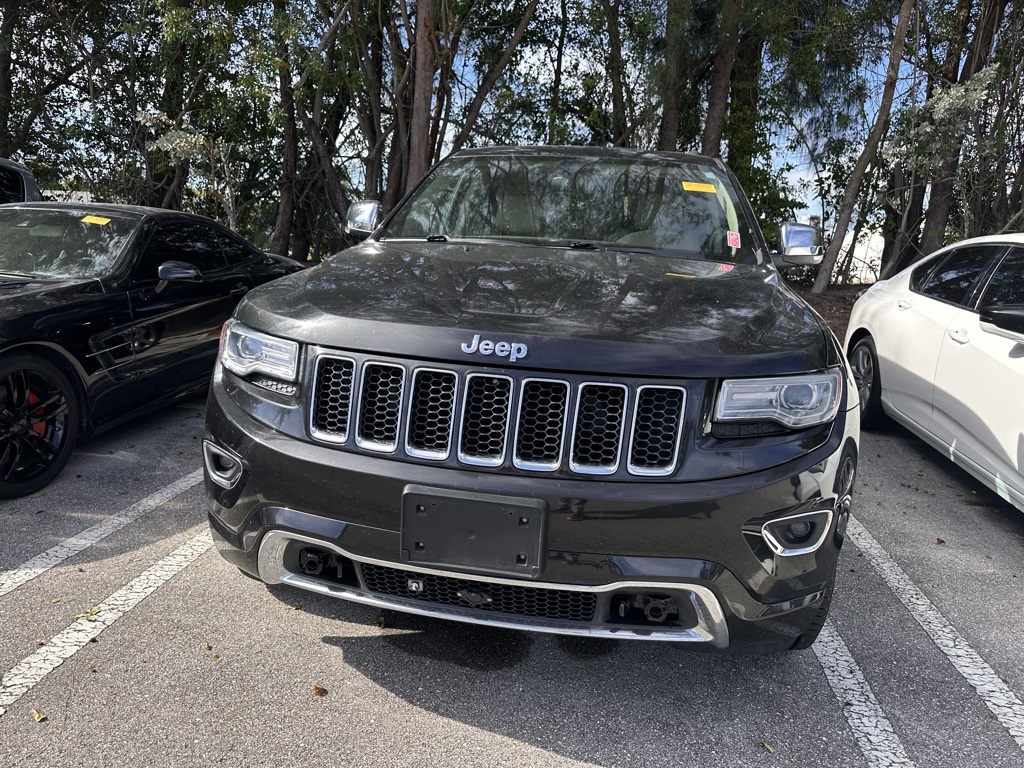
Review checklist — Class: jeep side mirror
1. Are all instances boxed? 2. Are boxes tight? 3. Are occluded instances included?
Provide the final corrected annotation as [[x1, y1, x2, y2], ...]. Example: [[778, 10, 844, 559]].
[[777, 222, 824, 268], [345, 200, 382, 240]]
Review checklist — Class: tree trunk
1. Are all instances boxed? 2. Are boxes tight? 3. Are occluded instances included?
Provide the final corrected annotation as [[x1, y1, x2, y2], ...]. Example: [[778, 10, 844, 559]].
[[449, 0, 539, 153], [548, 0, 568, 144], [271, 0, 298, 259], [602, 0, 627, 144], [918, 0, 1007, 257], [657, 0, 690, 150], [723, 30, 763, 185], [0, 0, 16, 158], [700, 0, 743, 157], [811, 0, 915, 294], [406, 0, 436, 193]]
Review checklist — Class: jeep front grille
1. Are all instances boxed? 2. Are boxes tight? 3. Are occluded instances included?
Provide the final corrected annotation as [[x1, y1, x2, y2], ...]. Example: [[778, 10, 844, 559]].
[[459, 374, 513, 466], [356, 362, 405, 452], [309, 353, 686, 478], [311, 357, 355, 442], [406, 369, 458, 459]]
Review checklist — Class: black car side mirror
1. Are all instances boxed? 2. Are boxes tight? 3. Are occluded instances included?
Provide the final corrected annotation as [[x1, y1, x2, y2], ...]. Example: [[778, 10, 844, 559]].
[[156, 261, 203, 292], [980, 306, 1024, 342]]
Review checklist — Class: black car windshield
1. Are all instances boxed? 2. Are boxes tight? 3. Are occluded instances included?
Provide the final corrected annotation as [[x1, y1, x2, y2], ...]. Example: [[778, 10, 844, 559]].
[[381, 153, 761, 264], [0, 208, 138, 279]]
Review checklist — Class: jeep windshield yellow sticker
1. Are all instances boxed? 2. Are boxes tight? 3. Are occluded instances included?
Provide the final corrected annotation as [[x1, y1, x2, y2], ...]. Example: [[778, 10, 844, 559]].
[[81, 215, 111, 225], [681, 181, 716, 193]]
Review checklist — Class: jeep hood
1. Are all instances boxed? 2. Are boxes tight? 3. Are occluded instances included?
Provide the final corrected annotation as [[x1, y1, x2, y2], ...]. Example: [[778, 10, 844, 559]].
[[237, 240, 833, 377]]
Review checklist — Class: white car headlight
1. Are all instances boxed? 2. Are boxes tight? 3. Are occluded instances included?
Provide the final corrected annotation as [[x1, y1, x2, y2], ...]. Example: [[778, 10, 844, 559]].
[[715, 370, 842, 429], [220, 319, 299, 381]]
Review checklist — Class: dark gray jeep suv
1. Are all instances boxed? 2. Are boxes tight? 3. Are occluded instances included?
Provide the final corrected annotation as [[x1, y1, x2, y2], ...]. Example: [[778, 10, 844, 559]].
[[203, 146, 859, 652]]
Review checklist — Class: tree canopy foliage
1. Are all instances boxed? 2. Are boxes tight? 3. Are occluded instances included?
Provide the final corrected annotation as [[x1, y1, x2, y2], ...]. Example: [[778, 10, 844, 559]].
[[1, 0, 1020, 284]]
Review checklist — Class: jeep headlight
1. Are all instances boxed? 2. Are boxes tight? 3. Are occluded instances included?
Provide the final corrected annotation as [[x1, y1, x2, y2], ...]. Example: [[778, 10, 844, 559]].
[[220, 319, 299, 381], [715, 370, 842, 429]]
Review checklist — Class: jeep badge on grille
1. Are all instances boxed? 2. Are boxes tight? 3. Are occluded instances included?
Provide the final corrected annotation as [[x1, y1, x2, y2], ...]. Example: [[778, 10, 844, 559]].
[[461, 334, 528, 362]]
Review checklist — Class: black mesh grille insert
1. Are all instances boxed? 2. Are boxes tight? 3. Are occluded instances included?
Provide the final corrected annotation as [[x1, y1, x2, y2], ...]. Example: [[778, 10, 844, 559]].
[[571, 384, 627, 472], [629, 387, 684, 473], [712, 421, 788, 438], [407, 369, 457, 457], [360, 563, 597, 622], [357, 363, 404, 449], [515, 380, 569, 469], [312, 357, 355, 439], [459, 375, 512, 464]]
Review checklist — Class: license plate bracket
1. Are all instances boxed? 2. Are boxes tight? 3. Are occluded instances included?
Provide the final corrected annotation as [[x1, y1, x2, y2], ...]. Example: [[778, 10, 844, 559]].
[[400, 485, 547, 578]]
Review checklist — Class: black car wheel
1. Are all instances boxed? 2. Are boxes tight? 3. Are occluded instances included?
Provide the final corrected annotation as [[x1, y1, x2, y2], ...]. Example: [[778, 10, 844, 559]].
[[0, 355, 80, 499], [849, 337, 887, 429]]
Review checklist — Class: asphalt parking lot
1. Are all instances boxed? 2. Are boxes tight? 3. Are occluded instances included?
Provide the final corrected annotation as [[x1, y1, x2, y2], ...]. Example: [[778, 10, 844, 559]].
[[1, 397, 1023, 768]]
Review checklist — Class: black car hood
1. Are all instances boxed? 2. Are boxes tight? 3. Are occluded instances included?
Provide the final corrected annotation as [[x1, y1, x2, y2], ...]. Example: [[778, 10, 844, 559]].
[[237, 240, 832, 377]]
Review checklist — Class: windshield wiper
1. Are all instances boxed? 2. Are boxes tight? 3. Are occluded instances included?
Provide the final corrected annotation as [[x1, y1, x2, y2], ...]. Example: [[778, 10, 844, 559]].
[[568, 241, 606, 250], [426, 234, 448, 242]]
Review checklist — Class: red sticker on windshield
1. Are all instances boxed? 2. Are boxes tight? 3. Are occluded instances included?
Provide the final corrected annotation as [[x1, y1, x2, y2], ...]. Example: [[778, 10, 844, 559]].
[[727, 231, 741, 248]]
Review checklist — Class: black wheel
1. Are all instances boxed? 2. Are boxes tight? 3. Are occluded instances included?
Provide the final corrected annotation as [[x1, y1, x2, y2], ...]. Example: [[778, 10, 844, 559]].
[[849, 337, 888, 429], [789, 577, 834, 651], [0, 354, 80, 499]]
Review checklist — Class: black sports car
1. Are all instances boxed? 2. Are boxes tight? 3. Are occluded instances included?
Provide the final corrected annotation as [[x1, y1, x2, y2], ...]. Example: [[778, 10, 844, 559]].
[[0, 202, 302, 498]]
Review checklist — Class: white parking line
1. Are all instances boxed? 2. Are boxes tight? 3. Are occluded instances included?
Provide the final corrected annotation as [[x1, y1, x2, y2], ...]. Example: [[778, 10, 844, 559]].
[[0, 529, 212, 718], [849, 516, 1024, 752], [0, 470, 203, 598], [814, 621, 916, 767]]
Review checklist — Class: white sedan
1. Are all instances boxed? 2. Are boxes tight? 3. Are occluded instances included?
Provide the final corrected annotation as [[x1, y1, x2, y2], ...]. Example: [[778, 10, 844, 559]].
[[845, 234, 1024, 513]]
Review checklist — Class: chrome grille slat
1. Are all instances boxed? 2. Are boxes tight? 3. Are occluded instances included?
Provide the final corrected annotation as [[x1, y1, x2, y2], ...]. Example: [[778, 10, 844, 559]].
[[569, 383, 628, 475], [513, 378, 570, 471], [406, 368, 458, 459], [310, 355, 356, 443], [355, 362, 405, 452], [628, 386, 685, 476], [458, 374, 513, 466], [308, 353, 686, 478]]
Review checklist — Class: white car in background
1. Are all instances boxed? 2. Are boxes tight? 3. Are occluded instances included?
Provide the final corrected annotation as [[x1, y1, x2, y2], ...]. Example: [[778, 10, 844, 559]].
[[845, 234, 1024, 513]]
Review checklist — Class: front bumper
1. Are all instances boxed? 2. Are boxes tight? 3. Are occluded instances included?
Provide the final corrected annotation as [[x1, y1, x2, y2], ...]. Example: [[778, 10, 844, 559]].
[[205, 369, 858, 652]]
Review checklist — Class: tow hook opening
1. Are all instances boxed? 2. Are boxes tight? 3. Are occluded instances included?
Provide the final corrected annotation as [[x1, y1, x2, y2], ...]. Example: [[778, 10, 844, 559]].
[[299, 548, 328, 576], [293, 544, 359, 587], [612, 593, 680, 625]]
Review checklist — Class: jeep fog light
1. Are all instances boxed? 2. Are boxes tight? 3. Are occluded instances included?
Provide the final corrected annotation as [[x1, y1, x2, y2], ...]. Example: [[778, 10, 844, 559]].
[[715, 370, 841, 429], [220, 319, 299, 381], [762, 509, 832, 556]]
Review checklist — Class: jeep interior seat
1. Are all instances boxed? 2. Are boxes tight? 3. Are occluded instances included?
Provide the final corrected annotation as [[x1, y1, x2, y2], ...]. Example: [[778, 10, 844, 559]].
[[618, 188, 717, 254], [494, 171, 539, 237]]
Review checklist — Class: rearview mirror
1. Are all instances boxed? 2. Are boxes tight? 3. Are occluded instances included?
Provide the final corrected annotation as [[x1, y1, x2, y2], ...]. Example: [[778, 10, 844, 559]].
[[777, 222, 824, 268], [345, 200, 382, 240]]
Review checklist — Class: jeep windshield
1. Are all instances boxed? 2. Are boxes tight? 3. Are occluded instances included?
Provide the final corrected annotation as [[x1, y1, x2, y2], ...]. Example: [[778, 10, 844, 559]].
[[380, 152, 762, 264]]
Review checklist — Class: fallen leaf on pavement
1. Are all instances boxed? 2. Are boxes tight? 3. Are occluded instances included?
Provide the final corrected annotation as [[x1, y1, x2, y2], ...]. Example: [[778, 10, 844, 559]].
[[30, 708, 47, 723], [375, 616, 386, 629], [312, 684, 328, 697], [761, 742, 775, 754], [936, 538, 945, 545]]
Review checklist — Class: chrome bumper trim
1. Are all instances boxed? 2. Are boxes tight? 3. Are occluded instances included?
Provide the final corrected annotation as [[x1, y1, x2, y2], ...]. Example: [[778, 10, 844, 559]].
[[257, 530, 730, 647]]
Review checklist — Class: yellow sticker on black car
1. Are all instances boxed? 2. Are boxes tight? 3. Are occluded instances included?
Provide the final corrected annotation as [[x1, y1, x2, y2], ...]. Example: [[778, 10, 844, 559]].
[[81, 215, 111, 225], [681, 181, 716, 193]]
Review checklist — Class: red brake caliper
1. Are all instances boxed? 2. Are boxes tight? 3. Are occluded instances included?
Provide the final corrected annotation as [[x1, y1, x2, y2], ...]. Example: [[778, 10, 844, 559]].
[[27, 391, 47, 435]]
